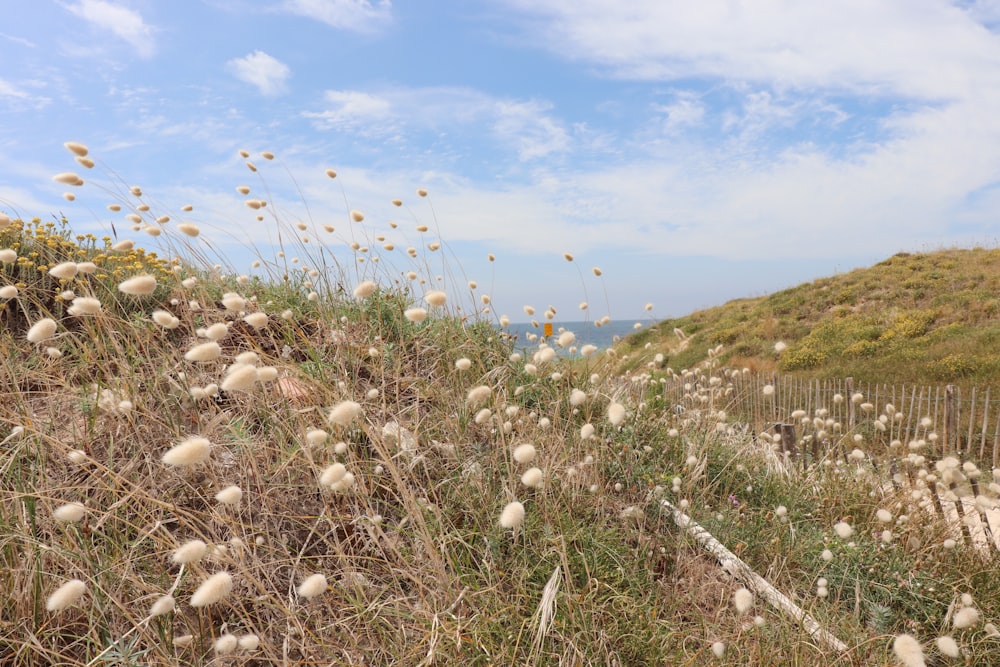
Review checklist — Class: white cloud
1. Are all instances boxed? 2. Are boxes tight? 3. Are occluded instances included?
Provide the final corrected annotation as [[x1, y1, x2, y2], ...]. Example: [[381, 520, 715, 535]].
[[654, 92, 705, 133], [0, 79, 51, 111], [303, 90, 394, 132], [281, 0, 391, 32], [227, 51, 291, 96], [304, 86, 572, 159], [492, 100, 570, 160], [64, 0, 155, 58], [502, 0, 1000, 100]]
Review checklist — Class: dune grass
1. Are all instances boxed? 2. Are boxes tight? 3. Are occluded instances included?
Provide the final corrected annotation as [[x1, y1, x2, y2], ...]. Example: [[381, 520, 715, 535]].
[[619, 247, 1000, 386], [3, 146, 1000, 665]]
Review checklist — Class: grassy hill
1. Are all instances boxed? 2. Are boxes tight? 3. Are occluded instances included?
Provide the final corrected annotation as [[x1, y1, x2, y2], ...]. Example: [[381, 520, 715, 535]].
[[620, 247, 1000, 385], [5, 157, 1000, 665]]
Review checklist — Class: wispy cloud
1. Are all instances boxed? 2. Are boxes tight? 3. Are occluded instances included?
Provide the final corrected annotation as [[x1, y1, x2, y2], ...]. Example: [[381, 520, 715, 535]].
[[0, 79, 51, 111], [304, 86, 572, 160], [281, 0, 392, 32], [227, 51, 291, 96], [0, 31, 37, 48], [63, 0, 155, 58]]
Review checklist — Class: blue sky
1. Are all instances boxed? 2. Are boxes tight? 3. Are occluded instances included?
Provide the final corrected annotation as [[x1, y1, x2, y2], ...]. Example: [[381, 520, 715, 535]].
[[4, 1, 1000, 323]]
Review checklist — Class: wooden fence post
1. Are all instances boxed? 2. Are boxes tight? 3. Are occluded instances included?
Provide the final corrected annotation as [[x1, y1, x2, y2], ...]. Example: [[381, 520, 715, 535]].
[[945, 385, 956, 455]]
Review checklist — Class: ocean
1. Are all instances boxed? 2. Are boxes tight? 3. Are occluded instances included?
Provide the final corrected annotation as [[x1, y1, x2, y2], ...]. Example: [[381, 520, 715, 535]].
[[503, 319, 653, 354]]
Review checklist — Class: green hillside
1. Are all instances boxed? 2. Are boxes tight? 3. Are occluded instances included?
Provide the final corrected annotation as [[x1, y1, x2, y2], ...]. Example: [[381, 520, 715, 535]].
[[620, 247, 1000, 385]]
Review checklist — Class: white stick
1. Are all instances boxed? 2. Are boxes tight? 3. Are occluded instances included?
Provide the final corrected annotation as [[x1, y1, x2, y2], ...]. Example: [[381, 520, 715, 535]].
[[661, 500, 848, 653]]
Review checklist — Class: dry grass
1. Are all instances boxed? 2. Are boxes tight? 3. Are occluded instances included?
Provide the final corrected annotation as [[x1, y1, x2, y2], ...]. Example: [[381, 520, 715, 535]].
[[3, 148, 1000, 665]]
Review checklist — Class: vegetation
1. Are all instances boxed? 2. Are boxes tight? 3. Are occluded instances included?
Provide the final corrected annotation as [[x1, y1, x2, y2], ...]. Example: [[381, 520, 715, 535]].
[[2, 145, 1000, 665], [618, 248, 1000, 385]]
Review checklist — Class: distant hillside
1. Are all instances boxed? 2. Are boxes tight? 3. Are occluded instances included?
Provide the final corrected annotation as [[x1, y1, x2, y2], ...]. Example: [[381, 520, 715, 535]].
[[619, 247, 1000, 386]]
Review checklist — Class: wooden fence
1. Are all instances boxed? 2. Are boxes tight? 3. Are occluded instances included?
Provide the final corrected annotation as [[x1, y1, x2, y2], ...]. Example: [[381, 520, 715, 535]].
[[661, 372, 1000, 469]]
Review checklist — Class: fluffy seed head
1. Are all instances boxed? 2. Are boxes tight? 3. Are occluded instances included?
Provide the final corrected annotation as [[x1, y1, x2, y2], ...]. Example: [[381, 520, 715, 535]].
[[68, 296, 102, 316], [215, 485, 243, 505], [64, 141, 89, 156], [53, 502, 86, 522], [320, 463, 347, 486], [607, 402, 626, 426], [711, 641, 725, 658], [221, 292, 246, 311], [189, 571, 233, 607], [152, 310, 180, 329], [184, 342, 221, 362], [162, 436, 211, 466], [353, 280, 376, 298], [953, 606, 979, 629], [425, 290, 447, 307], [521, 467, 544, 488], [499, 501, 525, 529], [214, 634, 238, 654], [238, 635, 260, 651], [733, 587, 753, 614], [892, 634, 925, 667], [49, 261, 79, 279], [936, 636, 960, 658], [46, 579, 87, 612], [328, 401, 363, 426], [876, 508, 893, 523], [404, 307, 427, 323], [221, 363, 258, 392], [117, 275, 157, 296], [513, 443, 536, 463], [556, 331, 575, 347], [455, 357, 472, 371], [172, 539, 207, 564], [0, 249, 16, 263], [297, 573, 328, 599], [27, 318, 58, 343], [466, 385, 491, 406], [177, 223, 200, 237], [833, 521, 854, 539], [53, 172, 84, 186], [149, 594, 175, 617], [243, 312, 268, 328]]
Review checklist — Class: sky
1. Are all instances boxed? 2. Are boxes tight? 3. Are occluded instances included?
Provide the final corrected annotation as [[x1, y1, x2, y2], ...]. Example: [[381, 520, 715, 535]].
[[3, 1, 1000, 323]]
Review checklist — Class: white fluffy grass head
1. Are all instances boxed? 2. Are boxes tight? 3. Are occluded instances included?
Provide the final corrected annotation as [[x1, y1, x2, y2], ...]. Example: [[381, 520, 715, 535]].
[[512, 443, 536, 464], [184, 341, 222, 362], [117, 275, 157, 296], [49, 261, 79, 279], [68, 296, 102, 316], [221, 363, 258, 392], [892, 633, 925, 667], [215, 485, 243, 505], [46, 578, 87, 612], [172, 539, 207, 564], [607, 402, 626, 426], [521, 467, 544, 489], [733, 587, 753, 614], [27, 318, 58, 344], [353, 281, 376, 299], [404, 307, 427, 323], [328, 401, 363, 427], [499, 501, 525, 529], [424, 290, 447, 307], [466, 385, 491, 406], [149, 594, 175, 617], [190, 571, 233, 607], [936, 635, 960, 658], [833, 521, 854, 539], [953, 606, 980, 629], [53, 502, 86, 523], [162, 436, 211, 467], [297, 573, 328, 599]]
